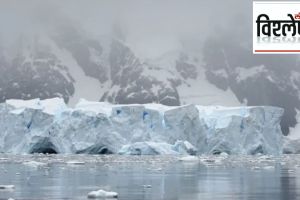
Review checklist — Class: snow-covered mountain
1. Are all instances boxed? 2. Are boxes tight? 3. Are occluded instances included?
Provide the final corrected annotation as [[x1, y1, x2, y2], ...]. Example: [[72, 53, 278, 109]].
[[0, 22, 300, 136]]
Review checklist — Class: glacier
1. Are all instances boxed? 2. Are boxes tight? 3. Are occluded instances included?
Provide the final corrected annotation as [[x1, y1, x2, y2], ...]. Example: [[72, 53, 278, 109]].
[[0, 98, 284, 155]]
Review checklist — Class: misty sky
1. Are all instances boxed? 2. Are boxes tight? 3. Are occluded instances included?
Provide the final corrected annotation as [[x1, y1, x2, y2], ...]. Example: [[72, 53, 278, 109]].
[[0, 0, 251, 59]]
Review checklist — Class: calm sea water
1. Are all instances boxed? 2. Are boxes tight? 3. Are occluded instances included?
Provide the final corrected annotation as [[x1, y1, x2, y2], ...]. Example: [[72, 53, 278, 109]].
[[0, 154, 300, 200]]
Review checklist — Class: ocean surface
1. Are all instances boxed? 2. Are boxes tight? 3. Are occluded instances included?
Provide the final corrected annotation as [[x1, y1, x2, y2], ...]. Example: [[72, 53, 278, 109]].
[[0, 154, 300, 200]]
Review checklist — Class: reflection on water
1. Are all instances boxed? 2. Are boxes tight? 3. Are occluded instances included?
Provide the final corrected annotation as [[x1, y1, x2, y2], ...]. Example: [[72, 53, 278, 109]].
[[0, 154, 300, 200]]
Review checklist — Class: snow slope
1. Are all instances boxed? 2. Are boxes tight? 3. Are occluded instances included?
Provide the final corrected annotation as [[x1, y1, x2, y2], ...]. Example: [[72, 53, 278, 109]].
[[41, 37, 105, 106]]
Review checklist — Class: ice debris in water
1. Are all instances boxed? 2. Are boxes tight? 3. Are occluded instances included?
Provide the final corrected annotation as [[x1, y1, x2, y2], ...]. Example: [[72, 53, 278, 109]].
[[263, 165, 275, 170], [0, 98, 284, 155], [23, 161, 46, 168], [87, 189, 118, 199], [178, 156, 199, 162], [0, 185, 15, 190], [66, 160, 85, 165]]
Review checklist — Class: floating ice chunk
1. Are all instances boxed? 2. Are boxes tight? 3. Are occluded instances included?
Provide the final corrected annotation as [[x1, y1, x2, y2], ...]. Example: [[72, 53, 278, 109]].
[[87, 189, 118, 199], [251, 166, 260, 170], [178, 156, 199, 162], [66, 160, 85, 165], [23, 161, 46, 168], [0, 185, 15, 190], [199, 157, 222, 165], [263, 166, 275, 170]]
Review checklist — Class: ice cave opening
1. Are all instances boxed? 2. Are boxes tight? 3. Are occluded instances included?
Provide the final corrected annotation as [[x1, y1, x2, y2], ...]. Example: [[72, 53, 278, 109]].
[[76, 144, 114, 154], [29, 138, 58, 154]]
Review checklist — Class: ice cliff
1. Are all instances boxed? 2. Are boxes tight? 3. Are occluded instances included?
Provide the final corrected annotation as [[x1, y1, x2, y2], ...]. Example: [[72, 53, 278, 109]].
[[0, 98, 284, 155]]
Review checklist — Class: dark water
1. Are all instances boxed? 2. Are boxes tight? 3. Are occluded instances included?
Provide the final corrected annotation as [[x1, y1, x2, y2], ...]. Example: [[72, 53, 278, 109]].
[[0, 154, 300, 200]]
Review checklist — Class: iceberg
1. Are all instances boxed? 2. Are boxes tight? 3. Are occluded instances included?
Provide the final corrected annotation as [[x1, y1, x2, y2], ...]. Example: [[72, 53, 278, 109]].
[[0, 98, 284, 155], [87, 189, 118, 199]]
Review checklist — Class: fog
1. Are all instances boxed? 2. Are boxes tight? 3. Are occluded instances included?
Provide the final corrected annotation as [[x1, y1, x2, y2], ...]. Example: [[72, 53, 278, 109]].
[[0, 0, 251, 58], [1, 0, 300, 135]]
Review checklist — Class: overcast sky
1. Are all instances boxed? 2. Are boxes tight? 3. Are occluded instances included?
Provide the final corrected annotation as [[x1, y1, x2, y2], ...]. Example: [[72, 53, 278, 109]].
[[0, 0, 251, 58]]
